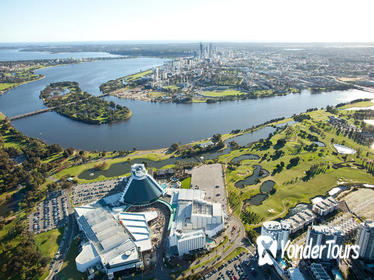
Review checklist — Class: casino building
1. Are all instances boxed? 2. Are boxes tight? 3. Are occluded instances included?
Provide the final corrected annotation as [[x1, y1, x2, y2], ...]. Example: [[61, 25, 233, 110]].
[[167, 188, 225, 256], [74, 163, 226, 277], [120, 164, 165, 205]]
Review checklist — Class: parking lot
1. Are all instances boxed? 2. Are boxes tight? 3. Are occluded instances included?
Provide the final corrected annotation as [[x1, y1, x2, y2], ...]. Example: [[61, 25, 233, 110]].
[[28, 190, 71, 233], [190, 164, 227, 208], [203, 250, 273, 280], [71, 178, 124, 205], [203, 251, 251, 280]]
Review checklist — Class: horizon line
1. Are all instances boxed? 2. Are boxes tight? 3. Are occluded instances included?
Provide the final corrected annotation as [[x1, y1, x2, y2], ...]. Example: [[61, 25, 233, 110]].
[[1, 40, 374, 45]]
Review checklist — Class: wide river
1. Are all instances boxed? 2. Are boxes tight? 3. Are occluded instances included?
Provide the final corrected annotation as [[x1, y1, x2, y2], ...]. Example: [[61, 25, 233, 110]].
[[1, 56, 373, 151], [0, 48, 120, 61]]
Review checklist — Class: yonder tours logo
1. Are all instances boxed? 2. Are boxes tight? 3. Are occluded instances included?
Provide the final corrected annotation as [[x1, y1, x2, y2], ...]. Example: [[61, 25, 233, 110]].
[[256, 235, 360, 266]]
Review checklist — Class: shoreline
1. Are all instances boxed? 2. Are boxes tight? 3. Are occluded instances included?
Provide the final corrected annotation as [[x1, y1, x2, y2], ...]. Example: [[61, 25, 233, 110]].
[[109, 85, 359, 104], [0, 62, 69, 96], [0, 75, 46, 95]]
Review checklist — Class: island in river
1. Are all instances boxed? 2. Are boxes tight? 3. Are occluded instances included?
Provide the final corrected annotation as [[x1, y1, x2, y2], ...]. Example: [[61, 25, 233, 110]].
[[40, 81, 132, 124]]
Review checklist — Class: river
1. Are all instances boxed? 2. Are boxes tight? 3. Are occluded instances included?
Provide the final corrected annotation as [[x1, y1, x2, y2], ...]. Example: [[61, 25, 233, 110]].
[[0, 48, 120, 61], [0, 57, 373, 151]]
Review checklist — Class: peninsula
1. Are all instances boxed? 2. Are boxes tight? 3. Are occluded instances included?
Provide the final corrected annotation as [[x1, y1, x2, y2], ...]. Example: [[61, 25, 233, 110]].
[[40, 81, 132, 124]]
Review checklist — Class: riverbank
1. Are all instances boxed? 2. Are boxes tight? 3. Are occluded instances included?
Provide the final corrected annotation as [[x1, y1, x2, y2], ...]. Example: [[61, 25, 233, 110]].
[[105, 69, 357, 104], [51, 118, 288, 183], [0, 74, 45, 95], [0, 62, 72, 96]]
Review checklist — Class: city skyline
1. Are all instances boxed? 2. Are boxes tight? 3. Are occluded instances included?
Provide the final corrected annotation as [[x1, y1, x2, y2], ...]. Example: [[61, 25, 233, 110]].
[[1, 0, 374, 43]]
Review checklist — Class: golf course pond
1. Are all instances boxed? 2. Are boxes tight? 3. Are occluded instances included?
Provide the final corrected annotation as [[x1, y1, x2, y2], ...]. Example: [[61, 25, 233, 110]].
[[78, 156, 198, 180], [260, 180, 275, 194], [333, 144, 356, 154], [245, 193, 269, 206], [314, 141, 325, 147], [235, 165, 270, 188], [243, 180, 276, 206], [231, 154, 260, 163]]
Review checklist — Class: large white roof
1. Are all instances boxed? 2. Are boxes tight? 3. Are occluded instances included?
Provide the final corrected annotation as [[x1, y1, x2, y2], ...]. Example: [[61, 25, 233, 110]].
[[117, 211, 156, 252], [75, 242, 99, 266], [75, 204, 140, 269], [177, 188, 205, 201]]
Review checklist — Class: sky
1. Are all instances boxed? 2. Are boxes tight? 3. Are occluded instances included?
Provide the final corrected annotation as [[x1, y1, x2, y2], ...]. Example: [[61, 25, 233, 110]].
[[1, 0, 374, 43]]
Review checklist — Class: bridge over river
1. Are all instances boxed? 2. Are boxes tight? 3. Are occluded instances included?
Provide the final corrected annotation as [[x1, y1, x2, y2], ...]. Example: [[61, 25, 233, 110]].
[[8, 93, 109, 121]]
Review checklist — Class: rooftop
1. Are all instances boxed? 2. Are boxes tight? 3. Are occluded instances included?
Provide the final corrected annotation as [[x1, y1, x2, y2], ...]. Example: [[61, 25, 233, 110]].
[[121, 164, 164, 205], [118, 211, 156, 252], [75, 204, 141, 270]]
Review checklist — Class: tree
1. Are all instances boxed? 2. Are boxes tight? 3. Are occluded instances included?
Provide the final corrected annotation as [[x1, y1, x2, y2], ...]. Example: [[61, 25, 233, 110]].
[[169, 143, 179, 152], [211, 133, 222, 143]]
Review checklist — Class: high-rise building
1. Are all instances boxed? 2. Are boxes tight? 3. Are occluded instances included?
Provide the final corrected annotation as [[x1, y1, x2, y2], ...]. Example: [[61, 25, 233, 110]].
[[309, 263, 331, 280], [261, 221, 291, 250], [356, 220, 374, 260], [208, 43, 213, 58], [199, 42, 203, 59], [306, 225, 344, 260], [155, 67, 159, 82]]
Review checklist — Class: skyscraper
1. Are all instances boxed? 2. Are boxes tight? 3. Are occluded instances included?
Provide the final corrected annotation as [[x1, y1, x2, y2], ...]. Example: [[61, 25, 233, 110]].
[[261, 221, 291, 251], [199, 42, 203, 59], [208, 43, 213, 58], [306, 225, 344, 260], [155, 67, 159, 82], [356, 220, 374, 260]]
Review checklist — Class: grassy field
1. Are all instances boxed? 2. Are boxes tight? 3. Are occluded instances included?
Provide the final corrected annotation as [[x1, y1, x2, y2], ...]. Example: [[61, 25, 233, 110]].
[[0, 83, 19, 92], [192, 98, 208, 103], [57, 238, 85, 280], [201, 89, 246, 97], [54, 150, 174, 183], [0, 112, 5, 120], [0, 73, 45, 95], [127, 69, 152, 81], [253, 89, 274, 97], [181, 177, 191, 189], [148, 91, 166, 98], [340, 100, 374, 109], [220, 105, 374, 229], [164, 85, 180, 91], [34, 227, 64, 260]]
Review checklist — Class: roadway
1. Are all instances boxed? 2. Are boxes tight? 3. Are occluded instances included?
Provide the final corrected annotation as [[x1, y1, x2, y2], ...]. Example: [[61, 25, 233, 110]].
[[180, 214, 253, 279], [46, 196, 75, 280]]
